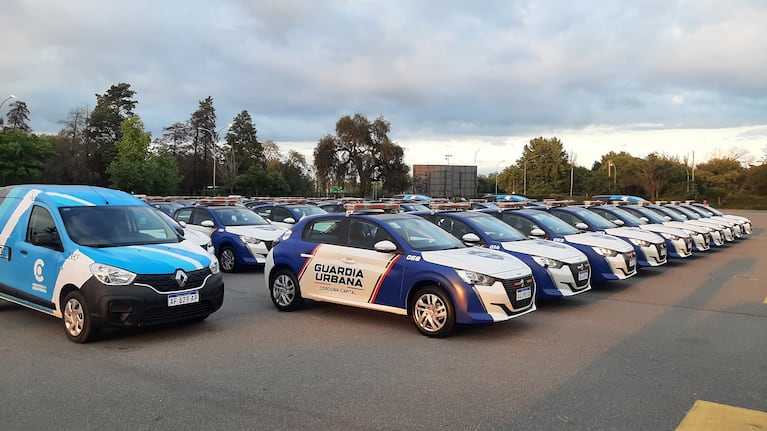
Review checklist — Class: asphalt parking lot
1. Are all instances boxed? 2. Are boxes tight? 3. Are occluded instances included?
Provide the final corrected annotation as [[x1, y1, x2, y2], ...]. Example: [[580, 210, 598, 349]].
[[1, 210, 765, 430]]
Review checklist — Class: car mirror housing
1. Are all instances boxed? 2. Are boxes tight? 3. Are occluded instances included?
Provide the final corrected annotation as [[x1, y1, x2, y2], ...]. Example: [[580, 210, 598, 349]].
[[575, 222, 589, 231], [374, 240, 397, 253], [462, 233, 481, 244], [201, 220, 215, 228], [530, 228, 546, 237], [613, 219, 625, 226]]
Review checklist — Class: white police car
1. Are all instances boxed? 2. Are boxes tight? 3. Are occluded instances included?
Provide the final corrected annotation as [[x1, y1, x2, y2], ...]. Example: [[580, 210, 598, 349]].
[[265, 202, 536, 337], [415, 202, 591, 298], [0, 185, 224, 343]]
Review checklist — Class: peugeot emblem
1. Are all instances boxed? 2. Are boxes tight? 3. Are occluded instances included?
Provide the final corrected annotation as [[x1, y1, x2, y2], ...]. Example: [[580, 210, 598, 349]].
[[174, 269, 188, 288]]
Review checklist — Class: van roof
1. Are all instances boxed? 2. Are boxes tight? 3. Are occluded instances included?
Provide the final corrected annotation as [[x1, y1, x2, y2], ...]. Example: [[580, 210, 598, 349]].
[[0, 185, 141, 207]]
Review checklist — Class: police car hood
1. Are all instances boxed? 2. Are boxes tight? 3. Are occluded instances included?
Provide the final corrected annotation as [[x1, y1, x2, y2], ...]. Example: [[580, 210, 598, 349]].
[[638, 223, 690, 237], [662, 221, 709, 234], [501, 239, 585, 263], [225, 225, 284, 240], [603, 227, 664, 244], [182, 228, 211, 246], [80, 240, 214, 273], [563, 232, 634, 253], [420, 248, 531, 279]]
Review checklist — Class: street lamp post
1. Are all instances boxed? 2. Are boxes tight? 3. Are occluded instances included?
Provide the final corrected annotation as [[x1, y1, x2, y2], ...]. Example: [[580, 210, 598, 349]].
[[197, 124, 231, 195], [0, 95, 16, 126], [608, 161, 617, 192], [495, 160, 505, 195], [523, 155, 540, 196]]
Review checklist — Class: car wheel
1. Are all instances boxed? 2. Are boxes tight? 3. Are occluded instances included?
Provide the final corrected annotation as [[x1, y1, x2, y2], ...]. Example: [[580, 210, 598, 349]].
[[410, 286, 456, 338], [270, 269, 302, 311], [62, 290, 98, 343], [218, 246, 237, 272]]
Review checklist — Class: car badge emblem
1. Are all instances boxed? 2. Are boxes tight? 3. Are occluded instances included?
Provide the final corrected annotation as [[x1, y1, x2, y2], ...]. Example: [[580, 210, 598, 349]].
[[174, 269, 188, 288]]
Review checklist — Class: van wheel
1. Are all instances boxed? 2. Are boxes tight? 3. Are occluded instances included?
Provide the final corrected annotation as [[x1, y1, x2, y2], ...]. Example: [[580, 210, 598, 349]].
[[270, 269, 302, 311], [63, 291, 98, 343], [218, 246, 237, 272], [410, 286, 455, 338]]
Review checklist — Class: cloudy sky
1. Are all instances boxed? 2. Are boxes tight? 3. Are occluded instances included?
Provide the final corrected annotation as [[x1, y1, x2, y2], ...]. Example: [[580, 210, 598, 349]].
[[3, 0, 766, 173]]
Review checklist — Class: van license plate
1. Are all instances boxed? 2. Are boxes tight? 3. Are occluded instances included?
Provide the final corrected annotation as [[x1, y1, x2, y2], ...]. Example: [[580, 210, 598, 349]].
[[516, 287, 532, 301], [578, 270, 589, 281], [168, 291, 199, 307]]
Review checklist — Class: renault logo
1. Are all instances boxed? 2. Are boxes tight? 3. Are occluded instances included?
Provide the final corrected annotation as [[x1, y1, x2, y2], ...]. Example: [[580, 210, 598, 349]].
[[174, 269, 188, 288]]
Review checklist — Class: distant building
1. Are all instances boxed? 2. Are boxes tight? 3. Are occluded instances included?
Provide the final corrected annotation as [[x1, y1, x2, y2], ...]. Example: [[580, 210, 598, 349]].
[[412, 164, 477, 198]]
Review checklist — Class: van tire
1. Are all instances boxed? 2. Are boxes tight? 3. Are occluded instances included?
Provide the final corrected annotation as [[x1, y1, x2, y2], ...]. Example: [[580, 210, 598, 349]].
[[62, 291, 98, 343]]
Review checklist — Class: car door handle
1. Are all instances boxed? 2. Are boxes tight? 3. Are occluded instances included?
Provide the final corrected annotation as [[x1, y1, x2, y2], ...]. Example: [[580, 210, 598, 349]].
[[341, 257, 355, 265], [20, 249, 28, 255]]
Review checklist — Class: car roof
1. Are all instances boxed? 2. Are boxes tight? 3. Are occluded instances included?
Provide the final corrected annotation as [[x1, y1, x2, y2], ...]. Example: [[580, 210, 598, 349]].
[[0, 184, 141, 207]]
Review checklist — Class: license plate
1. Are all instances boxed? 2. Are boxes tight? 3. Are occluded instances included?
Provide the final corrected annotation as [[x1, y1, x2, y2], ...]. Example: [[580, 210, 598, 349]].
[[168, 291, 199, 307], [578, 270, 589, 281], [629, 258, 636, 267], [516, 287, 532, 301]]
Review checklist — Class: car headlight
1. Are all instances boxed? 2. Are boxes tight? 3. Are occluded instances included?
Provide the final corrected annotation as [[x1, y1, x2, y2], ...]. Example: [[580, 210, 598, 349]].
[[90, 263, 136, 285], [532, 256, 564, 269], [281, 229, 293, 241], [455, 269, 497, 286], [240, 235, 262, 244], [592, 246, 618, 257], [629, 238, 651, 247], [660, 232, 680, 240], [209, 258, 220, 275]]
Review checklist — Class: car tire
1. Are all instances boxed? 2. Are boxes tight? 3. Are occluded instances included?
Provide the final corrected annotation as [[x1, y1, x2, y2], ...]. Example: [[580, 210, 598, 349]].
[[62, 290, 98, 343], [218, 246, 237, 272], [410, 286, 456, 338], [270, 269, 303, 311]]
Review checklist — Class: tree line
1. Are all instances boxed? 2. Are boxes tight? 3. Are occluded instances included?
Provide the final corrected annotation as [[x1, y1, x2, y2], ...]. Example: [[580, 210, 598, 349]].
[[2, 83, 765, 204]]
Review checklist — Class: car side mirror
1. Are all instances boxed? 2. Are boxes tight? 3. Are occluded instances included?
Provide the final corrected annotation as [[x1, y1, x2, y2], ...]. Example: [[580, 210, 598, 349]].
[[461, 232, 481, 244], [201, 220, 215, 228], [640, 217, 650, 223], [575, 222, 589, 231], [613, 219, 625, 226], [663, 216, 671, 221], [178, 220, 188, 228], [530, 228, 546, 238], [283, 217, 296, 224], [374, 240, 397, 253]]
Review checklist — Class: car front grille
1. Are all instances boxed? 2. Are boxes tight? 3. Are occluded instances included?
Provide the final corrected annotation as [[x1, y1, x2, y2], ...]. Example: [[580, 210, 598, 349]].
[[567, 261, 591, 288], [500, 276, 535, 311], [134, 268, 212, 293]]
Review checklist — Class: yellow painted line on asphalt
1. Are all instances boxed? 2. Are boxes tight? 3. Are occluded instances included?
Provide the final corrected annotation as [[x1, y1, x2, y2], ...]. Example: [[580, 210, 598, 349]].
[[676, 400, 767, 431]]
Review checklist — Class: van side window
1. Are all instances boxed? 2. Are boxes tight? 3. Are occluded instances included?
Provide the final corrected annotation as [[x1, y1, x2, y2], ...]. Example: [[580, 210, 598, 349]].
[[26, 206, 63, 251]]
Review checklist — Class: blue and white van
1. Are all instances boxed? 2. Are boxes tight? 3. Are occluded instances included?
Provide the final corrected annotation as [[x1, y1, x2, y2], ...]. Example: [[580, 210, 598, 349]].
[[0, 185, 224, 343]]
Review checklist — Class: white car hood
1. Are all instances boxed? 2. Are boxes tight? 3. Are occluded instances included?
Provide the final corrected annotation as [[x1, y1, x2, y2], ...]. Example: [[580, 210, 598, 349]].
[[501, 239, 586, 263], [638, 224, 690, 238], [182, 228, 212, 246], [421, 248, 531, 279], [225, 225, 285, 241], [663, 221, 709, 234], [604, 227, 664, 244], [562, 232, 633, 253]]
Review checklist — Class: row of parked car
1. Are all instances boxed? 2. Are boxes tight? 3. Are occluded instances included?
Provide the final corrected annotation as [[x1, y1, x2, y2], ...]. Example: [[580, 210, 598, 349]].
[[0, 185, 751, 342], [258, 196, 751, 337]]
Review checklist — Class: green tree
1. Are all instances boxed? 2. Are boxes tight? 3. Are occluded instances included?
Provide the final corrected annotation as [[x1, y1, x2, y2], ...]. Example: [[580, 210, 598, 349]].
[[107, 116, 181, 194], [0, 131, 54, 185], [695, 158, 746, 200], [312, 114, 407, 198], [84, 83, 138, 186], [187, 97, 217, 193], [4, 100, 32, 132], [516, 137, 569, 196]]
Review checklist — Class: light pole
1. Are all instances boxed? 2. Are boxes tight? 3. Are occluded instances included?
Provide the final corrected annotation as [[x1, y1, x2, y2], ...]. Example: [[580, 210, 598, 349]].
[[0, 95, 16, 126], [608, 161, 616, 192], [495, 160, 505, 195], [445, 154, 452, 165], [523, 155, 540, 196], [197, 124, 231, 195]]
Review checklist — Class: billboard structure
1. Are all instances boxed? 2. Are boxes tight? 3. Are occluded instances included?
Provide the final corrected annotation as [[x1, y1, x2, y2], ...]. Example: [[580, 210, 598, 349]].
[[412, 164, 478, 198]]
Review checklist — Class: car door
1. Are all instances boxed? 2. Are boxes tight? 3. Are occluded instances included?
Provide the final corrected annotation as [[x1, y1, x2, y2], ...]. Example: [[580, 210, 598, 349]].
[[14, 205, 67, 311]]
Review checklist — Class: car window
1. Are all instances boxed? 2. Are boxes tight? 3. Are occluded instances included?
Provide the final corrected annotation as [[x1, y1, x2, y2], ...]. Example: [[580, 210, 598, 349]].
[[211, 207, 270, 226], [303, 218, 342, 245], [26, 205, 63, 251], [174, 208, 193, 224], [381, 216, 463, 251], [190, 208, 214, 225]]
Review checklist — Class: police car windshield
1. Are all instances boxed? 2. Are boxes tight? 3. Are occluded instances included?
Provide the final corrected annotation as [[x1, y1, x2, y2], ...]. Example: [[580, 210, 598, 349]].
[[604, 207, 646, 226], [463, 213, 527, 242], [626, 207, 667, 224], [652, 206, 687, 221], [60, 206, 180, 247], [211, 207, 270, 226], [669, 205, 700, 220], [381, 217, 465, 251], [289, 205, 327, 219], [567, 207, 617, 229], [522, 211, 581, 235]]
